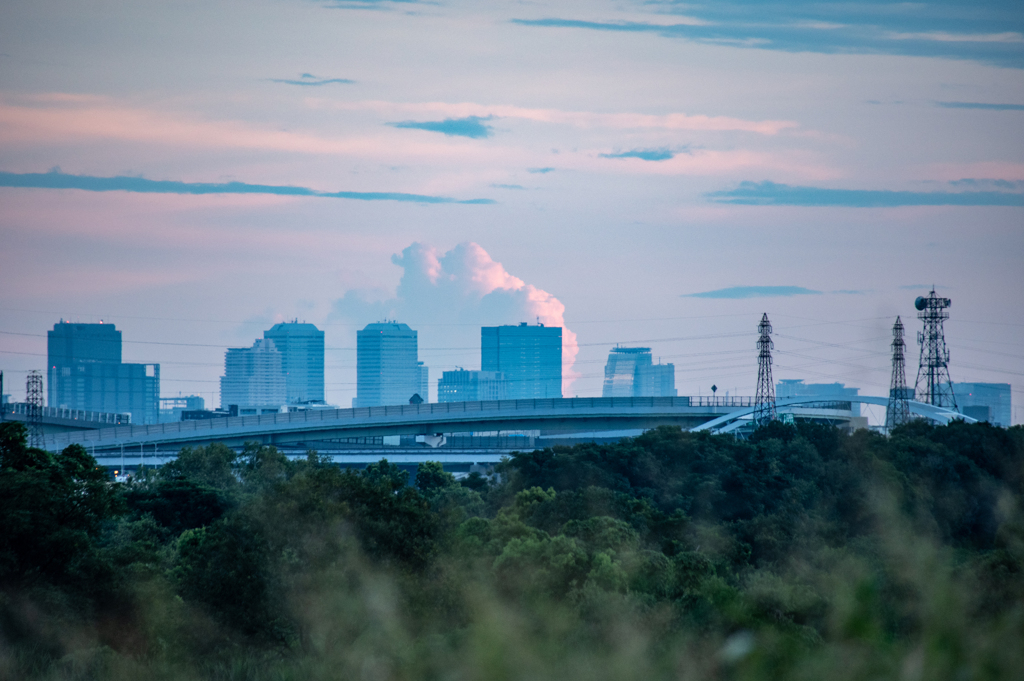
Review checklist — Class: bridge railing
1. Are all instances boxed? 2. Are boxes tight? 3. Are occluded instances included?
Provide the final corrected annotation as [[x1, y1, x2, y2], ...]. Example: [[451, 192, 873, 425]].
[[3, 403, 131, 425], [688, 396, 755, 408]]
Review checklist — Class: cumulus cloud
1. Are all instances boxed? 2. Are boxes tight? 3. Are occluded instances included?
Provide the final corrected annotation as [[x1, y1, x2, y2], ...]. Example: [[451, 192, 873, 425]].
[[332, 242, 579, 395]]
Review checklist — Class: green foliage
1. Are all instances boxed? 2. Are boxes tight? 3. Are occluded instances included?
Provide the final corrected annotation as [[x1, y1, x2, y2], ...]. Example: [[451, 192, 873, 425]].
[[2, 423, 1023, 680]]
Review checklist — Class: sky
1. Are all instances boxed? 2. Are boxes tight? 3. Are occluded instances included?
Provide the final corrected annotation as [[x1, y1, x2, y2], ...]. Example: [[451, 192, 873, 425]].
[[0, 0, 1022, 423]]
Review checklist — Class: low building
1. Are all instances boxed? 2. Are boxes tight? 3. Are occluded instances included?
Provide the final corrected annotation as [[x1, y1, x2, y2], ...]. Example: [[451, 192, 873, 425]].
[[438, 369, 508, 403], [777, 379, 861, 416], [952, 382, 1011, 427], [159, 395, 205, 423]]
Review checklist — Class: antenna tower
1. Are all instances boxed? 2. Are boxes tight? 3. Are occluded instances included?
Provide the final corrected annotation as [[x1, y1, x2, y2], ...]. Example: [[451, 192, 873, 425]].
[[913, 289, 958, 410], [885, 316, 910, 431], [753, 313, 777, 426], [26, 370, 44, 449]]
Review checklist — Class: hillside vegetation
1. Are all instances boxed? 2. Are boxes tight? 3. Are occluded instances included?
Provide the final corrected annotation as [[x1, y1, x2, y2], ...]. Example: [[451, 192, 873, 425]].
[[1, 419, 1023, 680]]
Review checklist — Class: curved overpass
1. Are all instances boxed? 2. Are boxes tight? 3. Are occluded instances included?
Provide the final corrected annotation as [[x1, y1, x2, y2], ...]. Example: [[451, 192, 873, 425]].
[[692, 395, 972, 433]]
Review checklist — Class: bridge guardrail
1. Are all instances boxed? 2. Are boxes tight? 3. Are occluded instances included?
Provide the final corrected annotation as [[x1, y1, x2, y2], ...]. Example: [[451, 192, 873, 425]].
[[3, 403, 131, 425]]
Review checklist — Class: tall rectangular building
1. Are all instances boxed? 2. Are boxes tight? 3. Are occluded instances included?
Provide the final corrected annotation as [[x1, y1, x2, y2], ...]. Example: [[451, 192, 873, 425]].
[[602, 347, 676, 398], [952, 382, 1011, 427], [47, 321, 160, 424], [482, 323, 561, 400], [355, 322, 424, 407], [263, 321, 325, 404], [220, 338, 287, 412]]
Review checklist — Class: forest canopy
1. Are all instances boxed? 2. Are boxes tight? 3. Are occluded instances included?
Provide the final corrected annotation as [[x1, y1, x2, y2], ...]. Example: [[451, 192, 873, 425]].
[[1, 419, 1022, 680]]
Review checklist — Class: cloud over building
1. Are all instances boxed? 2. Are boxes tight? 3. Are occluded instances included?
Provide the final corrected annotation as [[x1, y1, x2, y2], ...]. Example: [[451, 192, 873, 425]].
[[332, 242, 579, 396]]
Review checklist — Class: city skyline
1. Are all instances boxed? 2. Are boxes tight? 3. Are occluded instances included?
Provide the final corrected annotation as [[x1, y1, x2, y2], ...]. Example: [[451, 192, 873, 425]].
[[0, 1, 1021, 423], [1, 297, 1013, 426]]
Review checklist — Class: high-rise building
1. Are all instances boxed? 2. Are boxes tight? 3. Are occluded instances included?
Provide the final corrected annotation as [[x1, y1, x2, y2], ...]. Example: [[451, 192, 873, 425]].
[[46, 321, 160, 424], [355, 322, 425, 407], [776, 379, 861, 416], [220, 339, 287, 413], [417, 361, 429, 402], [263, 321, 325, 404], [438, 369, 508, 402], [602, 347, 676, 397], [952, 382, 1011, 427], [482, 323, 561, 400]]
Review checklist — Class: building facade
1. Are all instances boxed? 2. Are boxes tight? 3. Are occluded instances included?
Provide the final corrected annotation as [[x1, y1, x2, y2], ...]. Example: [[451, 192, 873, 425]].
[[776, 379, 861, 416], [355, 322, 425, 407], [952, 382, 1011, 427], [220, 338, 287, 413], [159, 395, 206, 423], [437, 369, 508, 403], [482, 323, 562, 400], [46, 321, 160, 424], [263, 321, 325, 405], [602, 347, 676, 397], [418, 361, 429, 402]]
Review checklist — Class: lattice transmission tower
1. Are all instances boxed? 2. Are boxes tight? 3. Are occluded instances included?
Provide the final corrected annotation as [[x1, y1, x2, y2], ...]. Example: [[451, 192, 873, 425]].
[[885, 316, 911, 431], [914, 289, 958, 410], [753, 313, 777, 426], [26, 370, 44, 449]]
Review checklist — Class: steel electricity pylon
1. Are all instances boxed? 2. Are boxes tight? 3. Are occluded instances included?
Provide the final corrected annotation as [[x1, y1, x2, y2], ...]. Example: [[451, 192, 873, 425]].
[[914, 289, 958, 411], [885, 316, 911, 431], [753, 313, 777, 426], [26, 370, 44, 449]]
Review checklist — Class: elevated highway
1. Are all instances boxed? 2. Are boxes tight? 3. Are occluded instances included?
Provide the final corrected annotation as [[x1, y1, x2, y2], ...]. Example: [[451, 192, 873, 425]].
[[38, 394, 969, 470], [44, 396, 741, 456]]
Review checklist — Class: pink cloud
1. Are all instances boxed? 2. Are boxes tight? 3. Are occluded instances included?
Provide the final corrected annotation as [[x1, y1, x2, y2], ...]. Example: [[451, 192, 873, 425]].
[[337, 242, 580, 395]]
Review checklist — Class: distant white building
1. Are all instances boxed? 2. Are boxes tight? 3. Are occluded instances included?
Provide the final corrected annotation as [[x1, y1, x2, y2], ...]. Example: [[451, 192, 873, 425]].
[[220, 338, 287, 414], [776, 379, 861, 416], [602, 347, 676, 398]]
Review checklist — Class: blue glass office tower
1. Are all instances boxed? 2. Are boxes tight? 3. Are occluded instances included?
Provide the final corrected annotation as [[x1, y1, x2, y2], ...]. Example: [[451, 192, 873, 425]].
[[481, 323, 561, 399], [47, 321, 160, 424], [355, 322, 424, 407], [263, 321, 325, 404]]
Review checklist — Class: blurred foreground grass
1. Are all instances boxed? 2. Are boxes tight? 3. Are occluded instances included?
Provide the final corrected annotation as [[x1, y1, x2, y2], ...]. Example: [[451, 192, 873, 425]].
[[1, 420, 1022, 680]]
